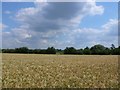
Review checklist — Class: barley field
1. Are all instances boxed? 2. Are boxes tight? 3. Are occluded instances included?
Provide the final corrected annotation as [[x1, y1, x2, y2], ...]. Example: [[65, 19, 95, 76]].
[[2, 54, 119, 88]]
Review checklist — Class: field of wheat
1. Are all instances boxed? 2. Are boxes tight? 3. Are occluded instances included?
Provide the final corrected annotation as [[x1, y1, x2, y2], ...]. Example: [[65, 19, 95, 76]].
[[2, 54, 119, 88]]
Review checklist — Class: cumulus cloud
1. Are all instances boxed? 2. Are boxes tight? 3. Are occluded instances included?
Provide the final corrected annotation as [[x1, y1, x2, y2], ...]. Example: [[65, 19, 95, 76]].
[[2, 18, 118, 48], [2, 2, 118, 49], [102, 19, 118, 36], [16, 2, 104, 32], [70, 19, 118, 48]]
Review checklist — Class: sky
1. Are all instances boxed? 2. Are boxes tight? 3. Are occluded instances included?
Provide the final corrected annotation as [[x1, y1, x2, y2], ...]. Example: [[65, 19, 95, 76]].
[[1, 1, 118, 49]]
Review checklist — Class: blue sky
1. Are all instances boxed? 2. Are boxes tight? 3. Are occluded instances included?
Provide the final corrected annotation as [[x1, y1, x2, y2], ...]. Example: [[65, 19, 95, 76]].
[[1, 2, 118, 49], [2, 2, 34, 30], [80, 2, 118, 28]]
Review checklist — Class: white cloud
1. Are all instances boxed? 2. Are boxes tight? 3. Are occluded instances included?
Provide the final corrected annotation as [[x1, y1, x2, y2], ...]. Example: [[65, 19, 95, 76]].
[[0, 23, 8, 31], [4, 11, 12, 14], [3, 18, 118, 48], [15, 2, 104, 32], [102, 19, 118, 31], [83, 2, 104, 15], [2, 2, 118, 49], [12, 28, 32, 39], [70, 19, 118, 48]]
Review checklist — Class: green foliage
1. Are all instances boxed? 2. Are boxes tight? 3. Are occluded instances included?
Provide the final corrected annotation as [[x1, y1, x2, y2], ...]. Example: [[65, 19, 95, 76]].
[[64, 47, 77, 54], [77, 49, 83, 55], [90, 44, 106, 55], [83, 47, 91, 55], [0, 48, 2, 53], [2, 44, 120, 55], [46, 47, 56, 54], [15, 47, 29, 53], [56, 49, 64, 54]]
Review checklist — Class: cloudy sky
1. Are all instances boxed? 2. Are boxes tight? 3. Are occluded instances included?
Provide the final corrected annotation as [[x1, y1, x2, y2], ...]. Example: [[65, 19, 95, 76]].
[[1, 1, 118, 49]]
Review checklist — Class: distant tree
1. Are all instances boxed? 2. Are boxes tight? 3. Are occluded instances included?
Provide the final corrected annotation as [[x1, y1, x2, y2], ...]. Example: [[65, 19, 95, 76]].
[[0, 49, 1, 53], [28, 49, 34, 54], [104, 48, 111, 55], [2, 45, 120, 55], [111, 48, 120, 55], [111, 44, 115, 50], [2, 49, 15, 53], [110, 44, 118, 55], [15, 47, 29, 53], [79, 49, 84, 55], [40, 49, 47, 54], [76, 49, 83, 55], [56, 49, 64, 54], [33, 49, 41, 54], [90, 44, 106, 55], [83, 47, 91, 55], [46, 47, 56, 54], [64, 47, 77, 54]]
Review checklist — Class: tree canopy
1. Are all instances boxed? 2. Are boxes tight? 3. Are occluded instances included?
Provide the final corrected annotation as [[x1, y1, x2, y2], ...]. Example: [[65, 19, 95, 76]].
[[2, 44, 120, 55]]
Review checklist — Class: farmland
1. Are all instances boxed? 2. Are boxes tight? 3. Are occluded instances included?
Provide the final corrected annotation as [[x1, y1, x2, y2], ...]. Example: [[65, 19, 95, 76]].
[[2, 54, 119, 88]]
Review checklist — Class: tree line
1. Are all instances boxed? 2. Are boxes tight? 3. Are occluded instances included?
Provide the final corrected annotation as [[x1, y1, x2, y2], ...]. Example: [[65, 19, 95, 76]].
[[1, 44, 120, 55]]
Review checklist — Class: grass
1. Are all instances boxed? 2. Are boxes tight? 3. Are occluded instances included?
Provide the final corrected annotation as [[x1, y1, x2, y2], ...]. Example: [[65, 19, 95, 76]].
[[2, 54, 119, 88]]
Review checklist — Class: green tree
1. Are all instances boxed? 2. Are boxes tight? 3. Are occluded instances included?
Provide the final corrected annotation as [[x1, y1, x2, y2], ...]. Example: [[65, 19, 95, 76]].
[[64, 47, 77, 54], [46, 47, 56, 54], [111, 44, 115, 50], [15, 47, 29, 53], [104, 48, 111, 55], [83, 47, 91, 55], [90, 44, 106, 55]]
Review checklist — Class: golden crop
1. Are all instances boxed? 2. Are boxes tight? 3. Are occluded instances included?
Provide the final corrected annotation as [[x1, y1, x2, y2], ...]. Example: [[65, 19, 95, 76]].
[[2, 54, 119, 88]]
